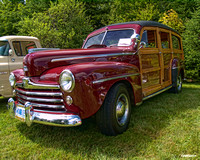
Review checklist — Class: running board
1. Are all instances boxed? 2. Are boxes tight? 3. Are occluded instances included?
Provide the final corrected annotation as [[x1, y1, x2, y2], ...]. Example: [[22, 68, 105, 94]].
[[143, 85, 172, 101]]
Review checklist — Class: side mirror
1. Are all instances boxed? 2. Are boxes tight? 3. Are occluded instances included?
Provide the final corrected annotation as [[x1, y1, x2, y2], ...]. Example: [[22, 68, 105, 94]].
[[9, 49, 13, 56], [134, 34, 141, 43], [131, 33, 140, 42], [131, 34, 141, 48], [139, 41, 146, 49]]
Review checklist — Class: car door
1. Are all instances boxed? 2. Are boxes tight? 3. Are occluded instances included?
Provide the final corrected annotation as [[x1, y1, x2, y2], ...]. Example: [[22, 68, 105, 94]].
[[8, 40, 38, 72], [139, 27, 163, 97], [0, 41, 11, 96], [158, 28, 172, 88]]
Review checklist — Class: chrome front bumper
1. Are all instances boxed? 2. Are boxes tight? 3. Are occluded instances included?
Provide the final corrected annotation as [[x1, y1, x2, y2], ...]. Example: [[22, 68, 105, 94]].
[[7, 98, 82, 127]]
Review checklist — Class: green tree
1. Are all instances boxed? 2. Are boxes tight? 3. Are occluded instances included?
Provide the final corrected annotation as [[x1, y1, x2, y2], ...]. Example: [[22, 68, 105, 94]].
[[107, 1, 160, 26], [163, 0, 200, 22], [159, 9, 185, 33], [0, 0, 24, 36], [134, 2, 160, 21], [84, 1, 111, 29], [18, 0, 93, 49], [82, 0, 199, 30], [24, 0, 54, 14], [183, 7, 200, 79], [0, 0, 54, 36]]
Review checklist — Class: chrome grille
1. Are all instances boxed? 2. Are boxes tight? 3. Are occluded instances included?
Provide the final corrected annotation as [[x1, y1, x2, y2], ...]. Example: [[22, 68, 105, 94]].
[[16, 87, 65, 112]]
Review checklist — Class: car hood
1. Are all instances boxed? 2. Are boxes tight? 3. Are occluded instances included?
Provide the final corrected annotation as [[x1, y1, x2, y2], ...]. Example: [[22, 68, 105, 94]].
[[23, 47, 133, 77]]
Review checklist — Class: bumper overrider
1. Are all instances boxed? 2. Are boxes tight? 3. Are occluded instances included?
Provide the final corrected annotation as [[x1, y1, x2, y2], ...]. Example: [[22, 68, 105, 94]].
[[7, 98, 82, 127]]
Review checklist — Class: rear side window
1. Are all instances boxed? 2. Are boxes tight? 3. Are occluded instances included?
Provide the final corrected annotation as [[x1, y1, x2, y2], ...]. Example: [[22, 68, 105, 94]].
[[172, 35, 181, 50], [160, 32, 170, 49], [12, 41, 37, 56], [141, 30, 157, 48]]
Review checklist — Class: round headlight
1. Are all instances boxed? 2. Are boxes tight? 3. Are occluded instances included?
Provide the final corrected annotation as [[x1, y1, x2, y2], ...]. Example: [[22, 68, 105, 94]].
[[59, 70, 75, 92], [9, 73, 16, 87]]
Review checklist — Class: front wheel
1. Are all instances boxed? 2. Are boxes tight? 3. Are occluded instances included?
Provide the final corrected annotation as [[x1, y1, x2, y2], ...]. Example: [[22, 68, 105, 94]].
[[96, 83, 132, 136]]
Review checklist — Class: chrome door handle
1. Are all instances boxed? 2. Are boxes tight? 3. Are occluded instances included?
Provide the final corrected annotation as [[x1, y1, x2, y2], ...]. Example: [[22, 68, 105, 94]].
[[11, 58, 15, 62]]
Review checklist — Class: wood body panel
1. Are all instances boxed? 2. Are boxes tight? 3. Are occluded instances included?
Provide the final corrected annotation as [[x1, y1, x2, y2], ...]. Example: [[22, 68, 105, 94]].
[[139, 27, 184, 98]]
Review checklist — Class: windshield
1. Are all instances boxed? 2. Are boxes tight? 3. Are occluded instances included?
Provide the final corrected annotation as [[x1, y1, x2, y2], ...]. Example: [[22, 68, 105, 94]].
[[84, 29, 134, 48], [0, 41, 10, 56]]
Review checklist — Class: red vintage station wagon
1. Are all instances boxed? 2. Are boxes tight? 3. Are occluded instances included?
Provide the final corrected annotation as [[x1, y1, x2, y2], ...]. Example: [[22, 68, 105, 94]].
[[8, 21, 184, 136]]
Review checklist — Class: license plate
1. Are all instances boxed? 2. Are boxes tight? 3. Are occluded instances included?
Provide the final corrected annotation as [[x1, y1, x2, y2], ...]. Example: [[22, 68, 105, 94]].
[[15, 105, 25, 121]]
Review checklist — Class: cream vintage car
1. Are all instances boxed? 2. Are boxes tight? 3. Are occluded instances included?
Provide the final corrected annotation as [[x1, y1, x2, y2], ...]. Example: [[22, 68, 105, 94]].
[[0, 36, 41, 97]]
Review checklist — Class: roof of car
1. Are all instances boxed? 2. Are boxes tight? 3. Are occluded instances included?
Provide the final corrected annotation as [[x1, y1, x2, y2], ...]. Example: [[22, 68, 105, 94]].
[[0, 35, 39, 41], [108, 21, 180, 35]]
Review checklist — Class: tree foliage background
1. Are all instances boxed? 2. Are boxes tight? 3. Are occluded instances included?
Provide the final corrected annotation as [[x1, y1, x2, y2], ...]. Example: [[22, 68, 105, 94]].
[[0, 0, 199, 79], [18, 0, 92, 49]]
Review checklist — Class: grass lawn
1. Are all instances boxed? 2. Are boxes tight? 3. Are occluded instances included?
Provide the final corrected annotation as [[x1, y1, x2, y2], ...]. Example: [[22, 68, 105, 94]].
[[0, 83, 199, 159]]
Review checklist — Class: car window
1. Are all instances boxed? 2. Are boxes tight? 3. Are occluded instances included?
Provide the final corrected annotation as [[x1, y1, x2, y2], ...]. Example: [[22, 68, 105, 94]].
[[172, 35, 180, 50], [141, 30, 157, 48], [160, 32, 170, 49], [0, 41, 10, 56], [84, 32, 104, 49], [12, 41, 37, 56]]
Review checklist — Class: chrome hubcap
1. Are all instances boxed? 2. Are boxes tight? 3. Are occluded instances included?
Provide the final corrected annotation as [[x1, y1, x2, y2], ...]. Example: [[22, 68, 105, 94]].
[[177, 75, 182, 91], [116, 93, 129, 126]]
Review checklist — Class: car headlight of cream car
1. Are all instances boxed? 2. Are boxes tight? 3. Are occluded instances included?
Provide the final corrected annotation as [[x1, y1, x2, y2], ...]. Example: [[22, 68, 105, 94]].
[[9, 73, 16, 87], [59, 69, 75, 92]]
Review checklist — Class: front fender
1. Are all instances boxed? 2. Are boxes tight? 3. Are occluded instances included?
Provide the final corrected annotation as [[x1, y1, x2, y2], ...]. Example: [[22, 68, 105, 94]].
[[63, 61, 141, 119], [25, 62, 141, 119]]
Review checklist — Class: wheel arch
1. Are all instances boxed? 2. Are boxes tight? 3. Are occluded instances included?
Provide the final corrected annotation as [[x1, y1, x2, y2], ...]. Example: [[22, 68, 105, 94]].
[[105, 80, 136, 108]]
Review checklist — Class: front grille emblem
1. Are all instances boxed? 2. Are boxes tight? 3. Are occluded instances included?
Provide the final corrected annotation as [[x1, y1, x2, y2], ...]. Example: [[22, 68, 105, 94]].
[[22, 77, 29, 88]]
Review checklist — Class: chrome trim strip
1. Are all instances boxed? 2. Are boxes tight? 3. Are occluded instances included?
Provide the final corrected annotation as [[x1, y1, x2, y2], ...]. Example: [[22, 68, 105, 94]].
[[92, 73, 140, 84], [172, 65, 184, 70], [18, 99, 65, 109], [172, 66, 180, 69], [32, 103, 65, 109], [16, 77, 60, 89], [51, 52, 136, 63], [17, 93, 63, 103], [16, 89, 62, 97], [0, 71, 8, 75], [143, 85, 172, 101], [34, 109, 66, 113]]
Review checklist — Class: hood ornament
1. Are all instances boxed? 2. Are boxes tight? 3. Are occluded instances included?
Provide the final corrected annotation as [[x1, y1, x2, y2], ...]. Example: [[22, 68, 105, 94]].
[[23, 65, 28, 72]]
